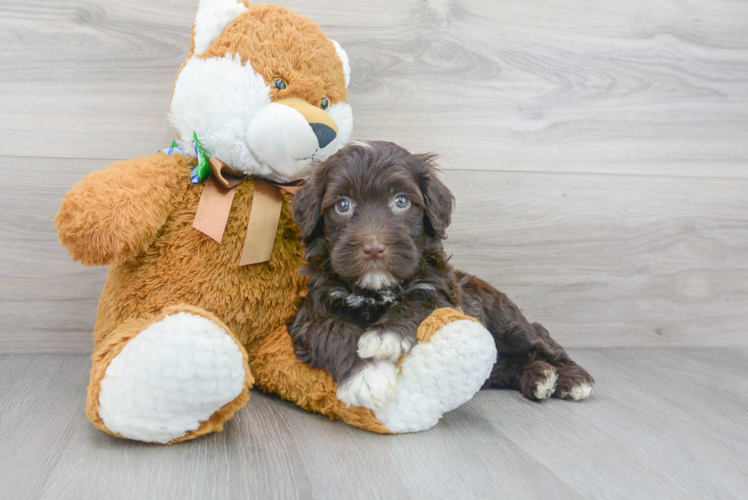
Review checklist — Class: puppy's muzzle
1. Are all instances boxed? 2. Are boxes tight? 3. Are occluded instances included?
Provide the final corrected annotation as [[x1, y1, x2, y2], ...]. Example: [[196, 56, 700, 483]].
[[246, 97, 339, 178], [362, 237, 386, 261]]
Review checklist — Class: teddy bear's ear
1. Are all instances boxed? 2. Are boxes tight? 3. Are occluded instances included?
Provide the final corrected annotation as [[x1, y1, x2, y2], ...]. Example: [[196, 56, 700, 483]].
[[331, 40, 351, 88], [193, 0, 248, 56]]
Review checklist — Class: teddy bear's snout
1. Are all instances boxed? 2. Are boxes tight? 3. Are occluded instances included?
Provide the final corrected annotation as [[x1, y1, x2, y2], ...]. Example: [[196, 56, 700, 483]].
[[310, 123, 337, 149], [246, 98, 339, 179]]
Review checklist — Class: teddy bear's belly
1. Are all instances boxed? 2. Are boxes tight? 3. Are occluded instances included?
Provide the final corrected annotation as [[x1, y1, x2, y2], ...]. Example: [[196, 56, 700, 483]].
[[94, 186, 307, 357]]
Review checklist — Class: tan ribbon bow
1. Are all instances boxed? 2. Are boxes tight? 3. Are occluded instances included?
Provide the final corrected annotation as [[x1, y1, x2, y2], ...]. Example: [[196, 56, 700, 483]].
[[192, 158, 302, 266]]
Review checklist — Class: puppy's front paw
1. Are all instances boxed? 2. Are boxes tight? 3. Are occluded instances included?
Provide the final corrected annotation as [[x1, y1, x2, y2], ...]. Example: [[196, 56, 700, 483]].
[[519, 361, 558, 402], [336, 361, 397, 410], [357, 329, 413, 363], [554, 362, 595, 401]]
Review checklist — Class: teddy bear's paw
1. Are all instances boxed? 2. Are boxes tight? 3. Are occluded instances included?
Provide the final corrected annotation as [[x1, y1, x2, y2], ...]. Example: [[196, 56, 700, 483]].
[[374, 319, 497, 433], [97, 312, 247, 443], [357, 329, 413, 363], [336, 361, 397, 410]]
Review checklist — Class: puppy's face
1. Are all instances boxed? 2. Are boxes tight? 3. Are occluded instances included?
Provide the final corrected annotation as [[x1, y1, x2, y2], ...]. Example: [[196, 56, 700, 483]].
[[294, 141, 454, 290]]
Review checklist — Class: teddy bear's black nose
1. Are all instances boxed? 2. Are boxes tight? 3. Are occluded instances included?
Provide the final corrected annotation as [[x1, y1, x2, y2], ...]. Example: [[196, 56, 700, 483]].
[[310, 123, 337, 149]]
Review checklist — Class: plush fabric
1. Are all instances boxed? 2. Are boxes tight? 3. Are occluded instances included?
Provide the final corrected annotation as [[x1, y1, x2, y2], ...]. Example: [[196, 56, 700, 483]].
[[55, 1, 497, 443], [170, 3, 353, 182], [86, 305, 253, 444], [198, 4, 348, 105], [55, 153, 189, 267], [374, 313, 498, 433], [250, 324, 392, 434]]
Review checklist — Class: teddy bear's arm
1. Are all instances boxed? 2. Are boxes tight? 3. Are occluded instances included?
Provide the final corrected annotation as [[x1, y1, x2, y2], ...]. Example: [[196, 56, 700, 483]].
[[55, 153, 189, 266]]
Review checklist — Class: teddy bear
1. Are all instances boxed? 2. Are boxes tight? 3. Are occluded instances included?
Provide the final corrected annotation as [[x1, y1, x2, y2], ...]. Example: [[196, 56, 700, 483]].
[[54, 0, 497, 444]]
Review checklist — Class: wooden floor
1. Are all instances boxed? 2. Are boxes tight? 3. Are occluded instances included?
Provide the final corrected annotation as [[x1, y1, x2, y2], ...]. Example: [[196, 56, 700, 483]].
[[1, 348, 746, 500]]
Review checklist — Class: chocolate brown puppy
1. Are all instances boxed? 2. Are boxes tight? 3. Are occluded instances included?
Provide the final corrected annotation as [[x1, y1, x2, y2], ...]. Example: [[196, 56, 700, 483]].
[[289, 140, 595, 408]]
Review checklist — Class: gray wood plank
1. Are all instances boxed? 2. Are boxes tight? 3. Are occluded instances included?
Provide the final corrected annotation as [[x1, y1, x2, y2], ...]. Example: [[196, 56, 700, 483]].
[[0, 0, 746, 178], [443, 169, 748, 348], [2, 349, 747, 499], [0, 354, 92, 500], [471, 347, 748, 499], [35, 393, 314, 500], [0, 158, 108, 352], [255, 396, 583, 500], [3, 157, 746, 351], [1, 353, 578, 500]]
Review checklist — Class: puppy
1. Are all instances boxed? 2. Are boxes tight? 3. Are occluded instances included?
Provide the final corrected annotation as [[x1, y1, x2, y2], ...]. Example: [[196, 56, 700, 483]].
[[289, 140, 595, 409]]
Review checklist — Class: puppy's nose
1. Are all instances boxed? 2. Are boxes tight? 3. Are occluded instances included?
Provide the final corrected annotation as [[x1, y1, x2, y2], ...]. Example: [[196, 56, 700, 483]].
[[362, 238, 386, 260]]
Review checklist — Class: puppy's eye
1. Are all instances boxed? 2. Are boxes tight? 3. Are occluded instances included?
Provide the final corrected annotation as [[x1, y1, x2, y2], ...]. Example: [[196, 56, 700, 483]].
[[272, 78, 288, 91], [393, 195, 410, 209], [336, 198, 351, 214], [320, 96, 330, 111]]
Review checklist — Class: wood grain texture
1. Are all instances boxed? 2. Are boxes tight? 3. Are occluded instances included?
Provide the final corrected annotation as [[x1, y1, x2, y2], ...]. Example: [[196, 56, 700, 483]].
[[1, 0, 747, 351], [0, 158, 108, 352], [0, 0, 746, 177], [469, 347, 748, 499], [1, 349, 746, 499], [2, 158, 747, 351], [442, 169, 748, 348]]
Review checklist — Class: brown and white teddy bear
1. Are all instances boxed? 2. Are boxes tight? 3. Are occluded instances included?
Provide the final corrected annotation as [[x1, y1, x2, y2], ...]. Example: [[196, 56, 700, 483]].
[[54, 0, 497, 444]]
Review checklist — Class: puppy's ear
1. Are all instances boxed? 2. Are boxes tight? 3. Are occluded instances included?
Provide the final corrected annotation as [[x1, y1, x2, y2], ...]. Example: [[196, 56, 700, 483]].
[[415, 154, 454, 239], [292, 172, 324, 243]]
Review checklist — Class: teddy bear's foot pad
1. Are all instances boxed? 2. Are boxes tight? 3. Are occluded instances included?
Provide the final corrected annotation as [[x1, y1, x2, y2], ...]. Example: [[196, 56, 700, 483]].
[[374, 319, 497, 433], [97, 312, 246, 443]]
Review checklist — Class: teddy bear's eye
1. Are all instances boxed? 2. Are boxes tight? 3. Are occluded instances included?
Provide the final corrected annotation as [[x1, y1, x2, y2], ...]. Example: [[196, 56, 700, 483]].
[[320, 96, 329, 111], [272, 78, 288, 91]]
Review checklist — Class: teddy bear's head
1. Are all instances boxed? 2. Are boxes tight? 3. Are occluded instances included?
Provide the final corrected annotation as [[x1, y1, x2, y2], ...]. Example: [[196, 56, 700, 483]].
[[169, 1, 352, 182]]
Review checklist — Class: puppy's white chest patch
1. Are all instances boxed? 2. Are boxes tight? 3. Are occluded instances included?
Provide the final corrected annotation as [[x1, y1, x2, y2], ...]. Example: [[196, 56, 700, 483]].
[[329, 288, 398, 309], [346, 293, 376, 309]]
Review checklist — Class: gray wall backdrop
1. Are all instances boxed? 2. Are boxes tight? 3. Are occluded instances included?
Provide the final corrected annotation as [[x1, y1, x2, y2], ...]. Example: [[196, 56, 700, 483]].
[[1, 0, 746, 352]]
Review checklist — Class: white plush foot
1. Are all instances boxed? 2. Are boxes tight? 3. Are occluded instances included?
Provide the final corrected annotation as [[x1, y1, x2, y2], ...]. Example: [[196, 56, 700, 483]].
[[336, 361, 397, 410], [357, 330, 413, 363], [566, 382, 594, 401], [98, 312, 246, 444], [374, 319, 497, 433], [533, 368, 559, 401]]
